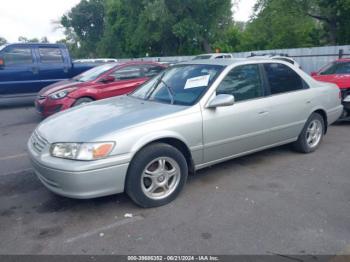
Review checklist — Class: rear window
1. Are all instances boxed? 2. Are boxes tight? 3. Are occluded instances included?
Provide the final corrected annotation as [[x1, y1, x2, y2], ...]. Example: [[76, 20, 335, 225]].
[[3, 47, 33, 65], [264, 63, 307, 94], [39, 48, 64, 63]]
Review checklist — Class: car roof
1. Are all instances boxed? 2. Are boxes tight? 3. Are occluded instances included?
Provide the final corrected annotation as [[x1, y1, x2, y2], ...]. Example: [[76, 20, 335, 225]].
[[179, 58, 269, 66]]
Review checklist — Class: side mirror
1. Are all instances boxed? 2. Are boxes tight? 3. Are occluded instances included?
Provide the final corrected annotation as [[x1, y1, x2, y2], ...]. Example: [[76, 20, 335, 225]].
[[207, 94, 235, 108], [310, 71, 318, 77], [100, 75, 115, 83]]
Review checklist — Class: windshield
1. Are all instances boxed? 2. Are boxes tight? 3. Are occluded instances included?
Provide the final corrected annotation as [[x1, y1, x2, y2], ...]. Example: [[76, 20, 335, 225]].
[[74, 63, 116, 82], [0, 45, 6, 52], [130, 64, 224, 106], [320, 62, 350, 75], [193, 55, 212, 60]]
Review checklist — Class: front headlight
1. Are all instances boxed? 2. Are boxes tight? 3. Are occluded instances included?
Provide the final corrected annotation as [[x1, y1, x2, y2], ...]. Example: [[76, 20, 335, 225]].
[[49, 87, 77, 100], [50, 142, 115, 160], [344, 95, 350, 102]]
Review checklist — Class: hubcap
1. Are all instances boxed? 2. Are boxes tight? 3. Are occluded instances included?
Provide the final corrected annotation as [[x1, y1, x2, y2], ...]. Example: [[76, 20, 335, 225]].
[[141, 157, 181, 200], [306, 119, 323, 148]]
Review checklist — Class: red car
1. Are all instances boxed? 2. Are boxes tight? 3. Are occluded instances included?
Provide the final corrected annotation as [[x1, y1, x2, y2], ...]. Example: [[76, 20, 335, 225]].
[[311, 59, 350, 120], [35, 61, 167, 117]]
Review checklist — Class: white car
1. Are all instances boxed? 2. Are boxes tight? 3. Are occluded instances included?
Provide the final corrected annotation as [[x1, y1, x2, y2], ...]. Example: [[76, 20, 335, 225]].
[[248, 55, 301, 68], [193, 53, 234, 60]]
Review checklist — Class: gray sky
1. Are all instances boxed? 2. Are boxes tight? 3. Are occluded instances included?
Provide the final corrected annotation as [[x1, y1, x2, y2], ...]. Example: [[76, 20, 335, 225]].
[[0, 0, 256, 43]]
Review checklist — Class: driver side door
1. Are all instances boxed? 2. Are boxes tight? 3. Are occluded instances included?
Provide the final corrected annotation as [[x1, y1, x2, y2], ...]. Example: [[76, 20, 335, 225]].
[[99, 65, 147, 99], [202, 64, 271, 164]]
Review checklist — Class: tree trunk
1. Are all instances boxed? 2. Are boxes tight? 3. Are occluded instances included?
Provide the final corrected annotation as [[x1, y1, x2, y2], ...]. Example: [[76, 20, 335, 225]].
[[328, 20, 337, 45], [202, 38, 212, 53]]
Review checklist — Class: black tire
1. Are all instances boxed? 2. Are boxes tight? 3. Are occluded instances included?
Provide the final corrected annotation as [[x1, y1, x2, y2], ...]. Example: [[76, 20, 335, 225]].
[[125, 143, 188, 208], [73, 97, 94, 107], [293, 113, 325, 153]]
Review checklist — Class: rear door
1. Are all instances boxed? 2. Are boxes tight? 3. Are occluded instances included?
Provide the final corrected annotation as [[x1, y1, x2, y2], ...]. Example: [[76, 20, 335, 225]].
[[34, 46, 70, 90], [261, 63, 314, 143], [0, 45, 38, 96]]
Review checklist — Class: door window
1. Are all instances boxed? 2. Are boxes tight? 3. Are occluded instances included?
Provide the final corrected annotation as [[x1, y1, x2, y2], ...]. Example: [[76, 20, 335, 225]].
[[112, 66, 142, 80], [216, 64, 263, 102], [3, 47, 33, 65], [264, 63, 307, 94], [39, 48, 64, 63]]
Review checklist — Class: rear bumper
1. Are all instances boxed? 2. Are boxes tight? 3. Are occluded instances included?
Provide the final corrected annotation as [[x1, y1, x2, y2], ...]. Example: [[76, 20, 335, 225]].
[[328, 105, 344, 124]]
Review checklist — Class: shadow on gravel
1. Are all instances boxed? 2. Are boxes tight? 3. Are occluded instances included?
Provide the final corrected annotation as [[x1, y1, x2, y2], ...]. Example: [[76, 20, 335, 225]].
[[35, 193, 132, 215], [0, 97, 35, 109]]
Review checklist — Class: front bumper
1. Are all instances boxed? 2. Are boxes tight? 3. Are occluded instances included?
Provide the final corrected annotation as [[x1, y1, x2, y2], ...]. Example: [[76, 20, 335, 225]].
[[35, 96, 76, 117], [27, 136, 130, 199]]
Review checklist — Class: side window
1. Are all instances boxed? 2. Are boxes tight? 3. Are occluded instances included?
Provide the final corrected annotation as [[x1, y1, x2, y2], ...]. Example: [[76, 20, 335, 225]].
[[39, 48, 64, 63], [224, 55, 232, 59], [143, 65, 165, 77], [264, 63, 306, 95], [3, 47, 33, 65], [215, 56, 224, 59], [112, 66, 142, 80], [216, 64, 263, 102]]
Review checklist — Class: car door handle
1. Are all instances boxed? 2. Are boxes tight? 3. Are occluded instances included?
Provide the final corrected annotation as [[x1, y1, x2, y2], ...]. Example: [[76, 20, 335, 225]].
[[258, 110, 269, 115], [306, 100, 311, 104]]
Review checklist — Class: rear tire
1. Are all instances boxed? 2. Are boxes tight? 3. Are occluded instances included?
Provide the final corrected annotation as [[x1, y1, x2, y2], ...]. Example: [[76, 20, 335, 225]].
[[73, 97, 94, 107], [293, 113, 325, 153], [125, 143, 188, 208]]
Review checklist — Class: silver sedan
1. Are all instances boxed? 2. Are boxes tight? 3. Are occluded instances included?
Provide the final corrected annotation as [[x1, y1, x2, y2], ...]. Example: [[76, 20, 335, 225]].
[[28, 59, 343, 207]]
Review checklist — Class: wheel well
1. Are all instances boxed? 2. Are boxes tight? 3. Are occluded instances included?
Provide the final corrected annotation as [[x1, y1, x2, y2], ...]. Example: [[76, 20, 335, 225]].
[[138, 138, 195, 175], [314, 109, 328, 134], [76, 96, 95, 101]]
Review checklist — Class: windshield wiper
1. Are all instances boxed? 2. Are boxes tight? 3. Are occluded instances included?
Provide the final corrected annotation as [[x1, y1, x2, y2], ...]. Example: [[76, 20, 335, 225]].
[[160, 80, 175, 105], [145, 73, 175, 104]]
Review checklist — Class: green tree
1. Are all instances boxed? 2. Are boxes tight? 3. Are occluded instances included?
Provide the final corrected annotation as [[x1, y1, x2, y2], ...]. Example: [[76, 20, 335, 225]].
[[298, 0, 350, 45], [240, 0, 321, 51], [61, 0, 105, 57]]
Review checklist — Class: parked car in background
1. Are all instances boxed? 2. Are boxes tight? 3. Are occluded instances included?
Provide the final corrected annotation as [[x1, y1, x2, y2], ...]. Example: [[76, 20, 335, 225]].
[[248, 54, 301, 68], [35, 61, 166, 117], [28, 59, 343, 207], [74, 58, 118, 64], [311, 59, 350, 120], [193, 53, 234, 60], [0, 43, 95, 99]]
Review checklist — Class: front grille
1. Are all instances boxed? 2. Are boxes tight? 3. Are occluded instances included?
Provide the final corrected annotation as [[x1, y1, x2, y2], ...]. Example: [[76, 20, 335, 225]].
[[31, 131, 49, 153]]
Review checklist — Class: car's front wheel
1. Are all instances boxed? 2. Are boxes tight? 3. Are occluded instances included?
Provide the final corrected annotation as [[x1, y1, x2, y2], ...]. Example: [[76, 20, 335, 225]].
[[293, 113, 325, 153], [126, 143, 188, 208]]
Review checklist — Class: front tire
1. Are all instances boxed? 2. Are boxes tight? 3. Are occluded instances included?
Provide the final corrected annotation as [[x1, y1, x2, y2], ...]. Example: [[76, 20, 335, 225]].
[[125, 143, 188, 208], [293, 113, 325, 153]]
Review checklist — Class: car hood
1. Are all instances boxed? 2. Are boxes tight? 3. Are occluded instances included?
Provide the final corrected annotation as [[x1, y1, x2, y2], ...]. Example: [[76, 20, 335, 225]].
[[313, 74, 350, 89], [38, 80, 92, 96], [37, 96, 188, 142]]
